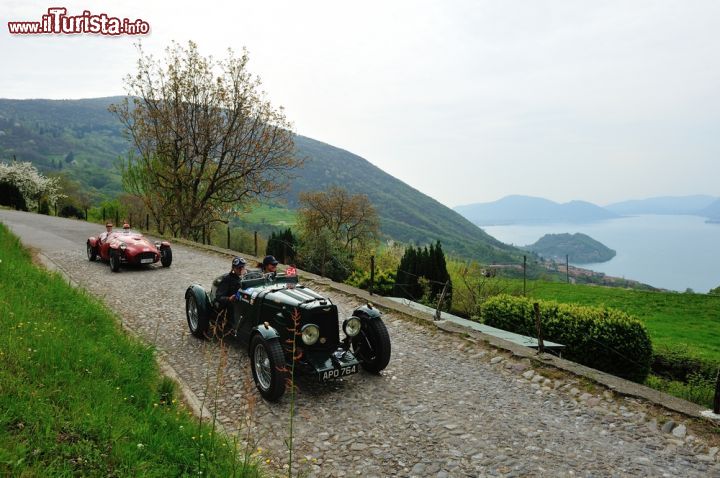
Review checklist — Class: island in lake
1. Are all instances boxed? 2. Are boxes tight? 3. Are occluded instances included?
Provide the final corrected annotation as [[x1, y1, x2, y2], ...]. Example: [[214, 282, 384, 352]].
[[523, 233, 616, 264]]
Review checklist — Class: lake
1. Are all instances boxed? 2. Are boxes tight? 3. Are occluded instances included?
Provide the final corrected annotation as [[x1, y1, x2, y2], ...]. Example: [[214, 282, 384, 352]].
[[483, 215, 720, 293]]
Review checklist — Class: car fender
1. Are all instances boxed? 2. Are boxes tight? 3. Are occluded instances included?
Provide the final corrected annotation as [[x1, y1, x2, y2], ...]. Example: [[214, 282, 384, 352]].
[[87, 237, 99, 248], [185, 284, 212, 317], [159, 241, 171, 248], [248, 324, 281, 355], [353, 304, 382, 321]]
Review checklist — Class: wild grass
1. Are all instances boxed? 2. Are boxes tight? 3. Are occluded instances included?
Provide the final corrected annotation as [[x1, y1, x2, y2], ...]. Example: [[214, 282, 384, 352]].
[[0, 223, 262, 476], [645, 374, 716, 409]]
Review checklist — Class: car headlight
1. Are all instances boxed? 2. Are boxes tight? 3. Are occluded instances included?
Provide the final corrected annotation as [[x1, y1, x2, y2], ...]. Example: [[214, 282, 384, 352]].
[[343, 317, 362, 337], [119, 242, 127, 250], [301, 324, 320, 345]]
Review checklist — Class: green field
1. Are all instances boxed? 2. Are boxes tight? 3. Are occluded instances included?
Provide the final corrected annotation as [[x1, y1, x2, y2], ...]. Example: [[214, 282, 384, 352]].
[[240, 203, 297, 227], [0, 223, 262, 476], [526, 281, 720, 362]]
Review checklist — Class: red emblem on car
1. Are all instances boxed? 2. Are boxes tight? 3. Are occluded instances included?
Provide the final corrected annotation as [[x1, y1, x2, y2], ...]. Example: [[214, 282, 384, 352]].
[[286, 267, 297, 277]]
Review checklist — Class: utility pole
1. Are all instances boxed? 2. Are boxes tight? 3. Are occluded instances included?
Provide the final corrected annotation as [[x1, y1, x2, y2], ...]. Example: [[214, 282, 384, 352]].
[[566, 254, 569, 284]]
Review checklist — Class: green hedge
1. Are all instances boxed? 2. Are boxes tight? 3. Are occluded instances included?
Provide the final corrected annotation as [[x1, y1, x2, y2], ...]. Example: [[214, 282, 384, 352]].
[[481, 295, 653, 382], [651, 345, 718, 382]]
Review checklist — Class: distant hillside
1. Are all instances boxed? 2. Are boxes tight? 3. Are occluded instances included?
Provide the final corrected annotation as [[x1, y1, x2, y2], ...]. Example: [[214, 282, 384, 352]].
[[0, 97, 127, 197], [605, 195, 718, 216], [454, 195, 619, 226], [0, 97, 521, 263], [702, 199, 720, 223], [523, 233, 616, 264]]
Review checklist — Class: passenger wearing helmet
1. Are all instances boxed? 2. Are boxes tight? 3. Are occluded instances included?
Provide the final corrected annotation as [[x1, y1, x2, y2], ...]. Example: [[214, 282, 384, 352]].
[[260, 255, 279, 274], [213, 256, 247, 310]]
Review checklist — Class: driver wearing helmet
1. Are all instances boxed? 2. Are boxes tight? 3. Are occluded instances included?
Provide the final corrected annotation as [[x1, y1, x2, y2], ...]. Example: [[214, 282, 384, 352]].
[[214, 256, 247, 311], [99, 222, 113, 243]]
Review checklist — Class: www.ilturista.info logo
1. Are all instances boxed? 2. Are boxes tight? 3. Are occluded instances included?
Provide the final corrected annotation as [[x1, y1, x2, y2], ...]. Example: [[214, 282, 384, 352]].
[[8, 8, 150, 35]]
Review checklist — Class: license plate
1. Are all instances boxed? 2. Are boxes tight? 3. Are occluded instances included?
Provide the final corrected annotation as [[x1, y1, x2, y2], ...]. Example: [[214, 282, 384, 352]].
[[321, 364, 358, 381], [140, 258, 154, 264]]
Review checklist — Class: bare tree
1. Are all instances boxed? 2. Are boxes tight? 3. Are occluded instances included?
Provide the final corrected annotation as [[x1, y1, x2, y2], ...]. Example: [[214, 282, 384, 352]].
[[297, 187, 379, 280], [298, 186, 379, 251], [110, 41, 301, 239]]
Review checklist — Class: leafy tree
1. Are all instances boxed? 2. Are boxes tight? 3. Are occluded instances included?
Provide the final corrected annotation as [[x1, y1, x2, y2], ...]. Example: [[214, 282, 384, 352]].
[[64, 151, 74, 163], [266, 228, 297, 264], [709, 285, 720, 296], [110, 41, 300, 239]]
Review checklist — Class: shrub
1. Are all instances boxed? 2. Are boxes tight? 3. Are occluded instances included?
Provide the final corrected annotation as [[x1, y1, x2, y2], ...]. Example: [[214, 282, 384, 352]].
[[345, 269, 396, 296], [651, 344, 717, 382], [38, 198, 50, 215], [59, 204, 85, 219], [481, 295, 653, 382], [0, 181, 28, 210]]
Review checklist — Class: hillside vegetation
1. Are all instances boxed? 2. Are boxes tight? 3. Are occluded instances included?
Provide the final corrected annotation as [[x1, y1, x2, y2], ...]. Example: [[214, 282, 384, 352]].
[[0, 98, 521, 263]]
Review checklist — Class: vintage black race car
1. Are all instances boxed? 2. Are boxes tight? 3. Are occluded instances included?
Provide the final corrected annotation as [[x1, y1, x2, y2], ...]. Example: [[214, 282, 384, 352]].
[[185, 270, 391, 401]]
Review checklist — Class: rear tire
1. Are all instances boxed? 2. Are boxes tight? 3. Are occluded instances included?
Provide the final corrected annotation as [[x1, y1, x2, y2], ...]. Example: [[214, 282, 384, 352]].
[[352, 318, 391, 373], [109, 251, 120, 272], [161, 247, 172, 267], [186, 293, 209, 339], [250, 334, 287, 402], [86, 242, 97, 261]]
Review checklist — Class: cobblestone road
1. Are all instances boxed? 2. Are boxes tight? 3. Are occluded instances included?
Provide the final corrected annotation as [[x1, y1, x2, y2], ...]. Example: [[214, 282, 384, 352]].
[[2, 210, 719, 477]]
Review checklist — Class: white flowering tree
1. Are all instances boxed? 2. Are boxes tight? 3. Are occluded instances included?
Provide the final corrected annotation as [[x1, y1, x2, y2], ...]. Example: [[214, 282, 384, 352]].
[[0, 161, 65, 210]]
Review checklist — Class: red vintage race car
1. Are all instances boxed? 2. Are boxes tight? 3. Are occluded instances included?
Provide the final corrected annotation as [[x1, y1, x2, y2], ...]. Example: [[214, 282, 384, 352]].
[[86, 228, 172, 272]]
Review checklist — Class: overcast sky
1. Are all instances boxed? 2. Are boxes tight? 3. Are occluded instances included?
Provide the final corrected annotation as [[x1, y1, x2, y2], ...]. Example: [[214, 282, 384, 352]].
[[2, 0, 719, 208]]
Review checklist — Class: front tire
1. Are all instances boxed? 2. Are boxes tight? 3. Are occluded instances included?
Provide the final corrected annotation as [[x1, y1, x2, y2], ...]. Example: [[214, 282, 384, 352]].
[[250, 334, 287, 402], [186, 294, 209, 339], [86, 242, 97, 261], [109, 251, 120, 272], [352, 318, 391, 373], [161, 247, 172, 267]]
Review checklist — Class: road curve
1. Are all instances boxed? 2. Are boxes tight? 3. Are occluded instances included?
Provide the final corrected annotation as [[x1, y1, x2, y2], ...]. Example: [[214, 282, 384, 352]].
[[1, 210, 718, 477]]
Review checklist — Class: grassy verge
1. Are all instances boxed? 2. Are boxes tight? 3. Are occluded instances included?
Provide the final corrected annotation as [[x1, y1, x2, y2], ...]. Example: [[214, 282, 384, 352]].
[[0, 223, 261, 477]]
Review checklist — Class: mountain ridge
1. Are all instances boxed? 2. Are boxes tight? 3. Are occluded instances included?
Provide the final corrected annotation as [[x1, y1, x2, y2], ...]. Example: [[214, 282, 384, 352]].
[[0, 97, 520, 263], [605, 195, 719, 216], [454, 195, 619, 226]]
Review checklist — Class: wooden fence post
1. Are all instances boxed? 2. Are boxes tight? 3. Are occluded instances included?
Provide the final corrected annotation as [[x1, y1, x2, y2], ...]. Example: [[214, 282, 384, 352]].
[[434, 281, 450, 321], [714, 368, 720, 414], [534, 302, 544, 355]]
